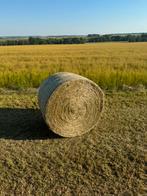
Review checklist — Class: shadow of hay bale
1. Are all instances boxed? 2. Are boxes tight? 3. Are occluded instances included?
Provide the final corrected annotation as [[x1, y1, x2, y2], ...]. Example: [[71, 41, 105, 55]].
[[0, 108, 61, 140]]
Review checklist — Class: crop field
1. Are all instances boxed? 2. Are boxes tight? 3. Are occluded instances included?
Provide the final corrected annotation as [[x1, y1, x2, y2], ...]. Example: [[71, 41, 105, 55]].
[[0, 43, 146, 195], [0, 42, 147, 90]]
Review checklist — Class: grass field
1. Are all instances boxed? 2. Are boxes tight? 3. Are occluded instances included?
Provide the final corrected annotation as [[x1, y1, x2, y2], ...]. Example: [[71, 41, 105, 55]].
[[0, 43, 147, 195], [0, 89, 146, 195], [0, 42, 147, 90]]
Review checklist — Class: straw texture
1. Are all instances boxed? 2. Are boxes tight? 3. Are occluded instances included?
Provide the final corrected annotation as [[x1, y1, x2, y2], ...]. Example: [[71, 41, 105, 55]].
[[38, 72, 104, 137]]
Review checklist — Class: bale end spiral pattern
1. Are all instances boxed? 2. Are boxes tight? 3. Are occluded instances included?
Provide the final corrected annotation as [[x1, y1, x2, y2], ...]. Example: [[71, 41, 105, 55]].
[[38, 72, 104, 137]]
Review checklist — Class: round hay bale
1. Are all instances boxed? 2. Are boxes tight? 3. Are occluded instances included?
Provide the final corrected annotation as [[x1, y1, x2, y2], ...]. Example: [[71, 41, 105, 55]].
[[38, 72, 104, 137]]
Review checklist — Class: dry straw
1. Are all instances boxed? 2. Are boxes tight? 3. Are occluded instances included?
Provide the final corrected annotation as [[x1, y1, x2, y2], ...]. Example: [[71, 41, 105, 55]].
[[38, 72, 104, 137]]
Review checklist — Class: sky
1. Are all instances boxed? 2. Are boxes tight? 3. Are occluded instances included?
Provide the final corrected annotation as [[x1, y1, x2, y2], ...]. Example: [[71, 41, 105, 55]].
[[0, 0, 147, 36]]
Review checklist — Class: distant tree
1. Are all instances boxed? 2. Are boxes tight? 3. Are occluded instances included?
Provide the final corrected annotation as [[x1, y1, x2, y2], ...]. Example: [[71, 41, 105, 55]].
[[28, 37, 34, 44], [140, 33, 147, 41], [127, 35, 137, 42]]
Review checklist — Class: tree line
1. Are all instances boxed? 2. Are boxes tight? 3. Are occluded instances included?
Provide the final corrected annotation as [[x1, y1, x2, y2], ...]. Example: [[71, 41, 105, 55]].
[[0, 33, 147, 46]]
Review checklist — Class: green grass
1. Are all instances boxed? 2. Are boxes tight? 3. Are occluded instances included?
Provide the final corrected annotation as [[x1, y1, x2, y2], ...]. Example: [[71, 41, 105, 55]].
[[0, 89, 146, 195], [0, 70, 147, 90]]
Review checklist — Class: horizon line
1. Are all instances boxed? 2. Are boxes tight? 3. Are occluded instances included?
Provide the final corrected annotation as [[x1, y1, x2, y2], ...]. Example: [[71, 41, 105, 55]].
[[0, 32, 147, 38]]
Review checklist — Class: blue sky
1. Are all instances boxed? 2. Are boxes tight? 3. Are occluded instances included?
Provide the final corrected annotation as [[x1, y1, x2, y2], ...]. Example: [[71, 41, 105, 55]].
[[0, 0, 147, 36]]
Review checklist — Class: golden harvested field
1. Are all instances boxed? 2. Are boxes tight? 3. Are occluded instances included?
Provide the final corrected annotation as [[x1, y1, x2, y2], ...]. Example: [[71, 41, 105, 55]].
[[0, 42, 147, 90]]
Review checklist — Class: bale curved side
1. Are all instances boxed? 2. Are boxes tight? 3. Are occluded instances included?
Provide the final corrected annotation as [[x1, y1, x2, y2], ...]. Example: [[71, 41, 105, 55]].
[[38, 72, 104, 137]]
